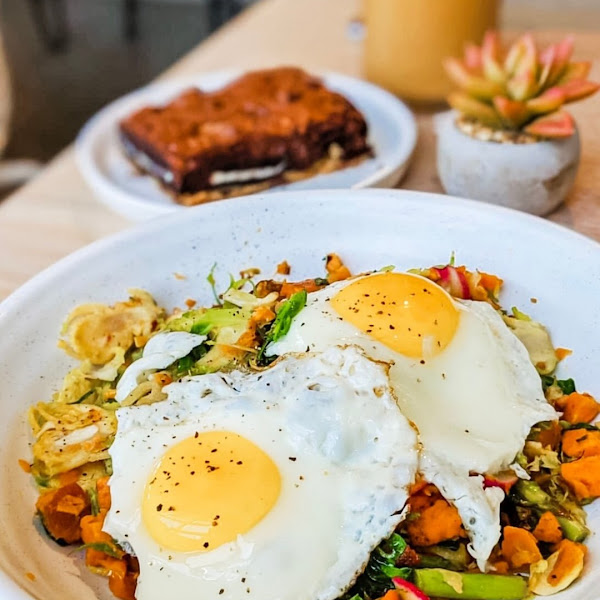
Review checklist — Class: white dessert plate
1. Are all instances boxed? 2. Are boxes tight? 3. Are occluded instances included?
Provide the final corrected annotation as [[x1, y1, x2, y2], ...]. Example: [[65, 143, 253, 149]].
[[75, 71, 418, 221], [1, 190, 599, 600]]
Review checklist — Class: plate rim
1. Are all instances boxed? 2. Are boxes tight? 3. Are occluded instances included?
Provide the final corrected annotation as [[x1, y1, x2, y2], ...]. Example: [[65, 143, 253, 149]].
[[74, 70, 418, 220]]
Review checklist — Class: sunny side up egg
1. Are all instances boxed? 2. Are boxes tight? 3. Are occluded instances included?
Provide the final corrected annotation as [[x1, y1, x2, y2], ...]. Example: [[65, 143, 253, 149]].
[[104, 346, 418, 600], [267, 271, 557, 568]]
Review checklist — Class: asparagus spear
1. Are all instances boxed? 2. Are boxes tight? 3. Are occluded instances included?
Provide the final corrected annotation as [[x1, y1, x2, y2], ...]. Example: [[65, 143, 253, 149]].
[[556, 515, 589, 542], [413, 569, 527, 600], [514, 480, 589, 542]]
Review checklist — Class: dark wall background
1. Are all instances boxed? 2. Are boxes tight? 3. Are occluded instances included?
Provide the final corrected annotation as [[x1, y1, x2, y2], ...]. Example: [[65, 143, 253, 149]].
[[1, 0, 247, 162]]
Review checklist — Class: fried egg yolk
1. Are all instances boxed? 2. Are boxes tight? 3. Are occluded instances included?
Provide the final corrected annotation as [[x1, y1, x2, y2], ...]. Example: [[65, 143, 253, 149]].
[[330, 272, 459, 358], [142, 431, 281, 553]]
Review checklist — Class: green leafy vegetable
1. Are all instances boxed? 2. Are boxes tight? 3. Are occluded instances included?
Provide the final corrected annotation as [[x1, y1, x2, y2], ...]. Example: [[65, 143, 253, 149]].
[[511, 306, 532, 321], [563, 422, 600, 432], [256, 290, 307, 365], [88, 488, 100, 517], [76, 542, 121, 558], [512, 480, 589, 542], [174, 344, 209, 376], [378, 265, 396, 273], [167, 307, 251, 336], [345, 533, 411, 600], [417, 543, 469, 572], [557, 378, 576, 395], [267, 290, 307, 343], [541, 376, 576, 395], [540, 374, 555, 391], [206, 263, 221, 305], [73, 390, 95, 405]]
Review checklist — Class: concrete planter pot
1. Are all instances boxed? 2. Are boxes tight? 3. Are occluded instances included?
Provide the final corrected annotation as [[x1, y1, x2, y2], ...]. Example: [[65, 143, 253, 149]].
[[436, 112, 580, 216]]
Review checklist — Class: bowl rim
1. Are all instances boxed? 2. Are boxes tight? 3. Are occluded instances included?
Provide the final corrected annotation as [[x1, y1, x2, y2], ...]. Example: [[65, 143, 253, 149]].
[[2, 189, 598, 320], [2, 188, 600, 600]]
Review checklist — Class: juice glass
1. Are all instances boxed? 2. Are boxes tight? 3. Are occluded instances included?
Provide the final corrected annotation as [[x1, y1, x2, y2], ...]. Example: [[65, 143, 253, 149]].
[[363, 0, 499, 103]]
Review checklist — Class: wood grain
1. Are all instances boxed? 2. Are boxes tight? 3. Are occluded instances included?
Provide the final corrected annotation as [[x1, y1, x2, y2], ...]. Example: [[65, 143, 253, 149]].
[[0, 0, 599, 300]]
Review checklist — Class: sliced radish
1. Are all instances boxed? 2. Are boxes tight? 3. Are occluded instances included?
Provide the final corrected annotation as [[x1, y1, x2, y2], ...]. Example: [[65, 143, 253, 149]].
[[392, 577, 430, 600], [434, 266, 472, 300], [483, 471, 519, 493]]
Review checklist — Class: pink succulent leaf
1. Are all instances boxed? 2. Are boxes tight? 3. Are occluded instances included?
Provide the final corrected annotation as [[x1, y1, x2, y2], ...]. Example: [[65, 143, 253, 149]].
[[539, 44, 555, 66], [546, 36, 575, 86], [493, 96, 530, 128], [558, 61, 592, 84], [556, 36, 575, 63], [444, 58, 503, 99], [448, 92, 504, 127], [504, 33, 537, 77], [561, 78, 600, 103], [526, 86, 566, 114], [537, 45, 556, 90], [482, 31, 505, 83], [507, 69, 538, 101], [523, 111, 575, 138], [444, 57, 472, 86], [463, 43, 482, 71], [392, 577, 430, 600], [504, 37, 525, 74]]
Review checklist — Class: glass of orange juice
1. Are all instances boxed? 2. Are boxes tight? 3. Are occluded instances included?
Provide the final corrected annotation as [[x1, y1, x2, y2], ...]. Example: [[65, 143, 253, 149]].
[[363, 0, 499, 103]]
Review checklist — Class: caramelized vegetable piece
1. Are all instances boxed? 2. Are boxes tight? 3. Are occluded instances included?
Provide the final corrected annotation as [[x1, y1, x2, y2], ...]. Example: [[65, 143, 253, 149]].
[[513, 480, 589, 542], [36, 483, 91, 545], [279, 278, 325, 298], [555, 347, 572, 361], [501, 526, 542, 569], [80, 513, 122, 556], [406, 489, 465, 547], [562, 429, 600, 458], [97, 476, 112, 511], [276, 260, 290, 275], [476, 271, 503, 300], [556, 392, 600, 423], [533, 512, 563, 544], [109, 556, 139, 600], [561, 455, 600, 500], [325, 253, 351, 283], [533, 421, 562, 450], [529, 539, 586, 595], [492, 560, 510, 574], [81, 490, 139, 600]]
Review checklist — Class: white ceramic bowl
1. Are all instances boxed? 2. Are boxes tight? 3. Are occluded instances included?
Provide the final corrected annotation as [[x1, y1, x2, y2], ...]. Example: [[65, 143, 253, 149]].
[[1, 190, 599, 600], [75, 71, 418, 221]]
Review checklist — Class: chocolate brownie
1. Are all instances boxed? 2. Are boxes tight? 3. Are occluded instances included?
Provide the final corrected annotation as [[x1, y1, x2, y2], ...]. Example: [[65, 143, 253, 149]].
[[119, 67, 371, 198]]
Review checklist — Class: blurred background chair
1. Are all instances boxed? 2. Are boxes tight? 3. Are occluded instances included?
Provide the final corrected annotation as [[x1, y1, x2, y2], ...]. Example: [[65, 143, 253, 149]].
[[0, 28, 41, 196], [27, 0, 140, 52], [0, 0, 258, 170]]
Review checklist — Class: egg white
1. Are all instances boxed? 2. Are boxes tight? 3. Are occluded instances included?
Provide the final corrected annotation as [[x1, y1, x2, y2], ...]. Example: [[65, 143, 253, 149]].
[[104, 346, 418, 600], [267, 274, 557, 568]]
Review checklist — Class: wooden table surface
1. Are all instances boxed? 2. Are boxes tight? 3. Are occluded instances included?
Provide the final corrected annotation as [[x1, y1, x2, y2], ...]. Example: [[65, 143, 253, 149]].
[[1, 0, 599, 301]]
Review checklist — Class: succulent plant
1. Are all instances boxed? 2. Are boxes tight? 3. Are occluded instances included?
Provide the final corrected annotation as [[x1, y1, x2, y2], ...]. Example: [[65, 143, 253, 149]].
[[444, 32, 599, 138]]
